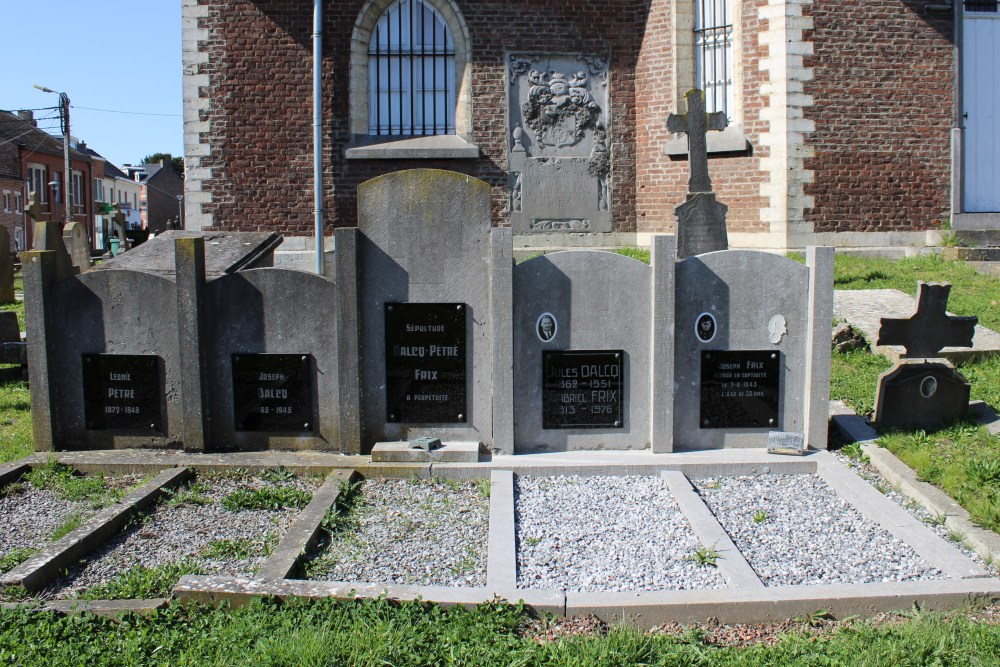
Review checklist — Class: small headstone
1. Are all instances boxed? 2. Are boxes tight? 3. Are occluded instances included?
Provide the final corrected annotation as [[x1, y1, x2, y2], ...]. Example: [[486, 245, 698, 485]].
[[62, 222, 91, 273], [0, 226, 14, 304], [667, 89, 729, 259], [32, 220, 77, 281], [874, 282, 976, 431]]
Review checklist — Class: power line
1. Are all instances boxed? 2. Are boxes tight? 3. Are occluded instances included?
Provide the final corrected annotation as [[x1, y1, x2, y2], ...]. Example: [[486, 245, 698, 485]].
[[71, 105, 181, 118]]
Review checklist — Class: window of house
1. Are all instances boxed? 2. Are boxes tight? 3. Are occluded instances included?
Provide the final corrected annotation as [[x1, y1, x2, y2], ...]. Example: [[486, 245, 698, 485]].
[[94, 178, 105, 203], [965, 1, 998, 12], [27, 165, 46, 202], [71, 170, 85, 207], [2, 192, 9, 212], [695, 0, 734, 119], [368, 0, 456, 135], [13, 193, 21, 213]]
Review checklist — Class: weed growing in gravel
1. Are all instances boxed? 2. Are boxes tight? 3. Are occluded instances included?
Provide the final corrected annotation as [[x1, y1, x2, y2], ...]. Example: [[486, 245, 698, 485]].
[[24, 460, 125, 508], [448, 546, 479, 576], [925, 514, 947, 527], [260, 466, 296, 484], [0, 481, 25, 496], [0, 583, 30, 603], [796, 609, 835, 628], [222, 486, 310, 511], [320, 480, 364, 534], [49, 512, 84, 541], [164, 480, 212, 506], [752, 510, 769, 524], [0, 548, 35, 575], [522, 536, 542, 548], [839, 442, 866, 461], [475, 478, 491, 498], [201, 537, 272, 561], [686, 544, 721, 567], [441, 478, 463, 492], [76, 561, 207, 600]]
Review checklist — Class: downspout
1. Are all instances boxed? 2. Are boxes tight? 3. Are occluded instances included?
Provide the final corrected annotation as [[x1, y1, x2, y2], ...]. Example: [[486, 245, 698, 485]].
[[313, 0, 325, 275]]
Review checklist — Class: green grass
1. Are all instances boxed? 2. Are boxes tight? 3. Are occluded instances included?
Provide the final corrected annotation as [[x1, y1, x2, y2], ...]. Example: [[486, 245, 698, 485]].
[[0, 547, 35, 575], [1, 597, 998, 665], [201, 536, 271, 561], [75, 561, 207, 601], [49, 511, 85, 541], [23, 459, 126, 508], [221, 485, 311, 512], [0, 379, 31, 463], [612, 246, 651, 264]]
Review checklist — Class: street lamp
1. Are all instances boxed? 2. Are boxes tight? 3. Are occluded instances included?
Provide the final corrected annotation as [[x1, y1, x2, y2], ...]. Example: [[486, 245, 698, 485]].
[[176, 194, 183, 229], [33, 84, 72, 226]]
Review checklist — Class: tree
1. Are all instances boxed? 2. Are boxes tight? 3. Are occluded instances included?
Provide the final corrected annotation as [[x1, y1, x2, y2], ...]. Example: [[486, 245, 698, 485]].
[[140, 153, 184, 176]]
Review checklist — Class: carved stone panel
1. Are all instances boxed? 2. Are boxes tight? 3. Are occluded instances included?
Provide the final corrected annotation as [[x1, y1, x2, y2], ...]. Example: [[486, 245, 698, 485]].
[[507, 53, 612, 233]]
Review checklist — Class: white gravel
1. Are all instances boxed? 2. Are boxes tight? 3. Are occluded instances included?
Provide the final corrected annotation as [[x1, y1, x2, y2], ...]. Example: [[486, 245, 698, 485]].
[[44, 473, 320, 598], [306, 479, 489, 587], [692, 474, 946, 586], [515, 475, 725, 592]]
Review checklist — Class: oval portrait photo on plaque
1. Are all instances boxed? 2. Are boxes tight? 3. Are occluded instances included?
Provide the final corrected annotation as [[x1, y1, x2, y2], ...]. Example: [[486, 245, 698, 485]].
[[695, 312, 717, 343], [536, 312, 558, 342]]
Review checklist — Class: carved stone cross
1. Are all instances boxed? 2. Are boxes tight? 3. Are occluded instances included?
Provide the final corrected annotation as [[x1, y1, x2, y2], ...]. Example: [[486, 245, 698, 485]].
[[112, 204, 126, 227], [877, 282, 977, 358], [25, 191, 46, 222], [667, 89, 728, 193]]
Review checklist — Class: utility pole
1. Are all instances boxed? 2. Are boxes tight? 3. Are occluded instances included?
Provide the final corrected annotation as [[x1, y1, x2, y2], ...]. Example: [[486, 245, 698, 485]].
[[33, 85, 72, 225]]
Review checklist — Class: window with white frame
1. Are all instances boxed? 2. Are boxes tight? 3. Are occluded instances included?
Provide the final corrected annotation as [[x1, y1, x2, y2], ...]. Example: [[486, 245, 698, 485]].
[[2, 191, 9, 212], [694, 0, 734, 119], [13, 192, 21, 213], [27, 165, 46, 202], [71, 170, 84, 207], [368, 0, 457, 135], [94, 178, 105, 203]]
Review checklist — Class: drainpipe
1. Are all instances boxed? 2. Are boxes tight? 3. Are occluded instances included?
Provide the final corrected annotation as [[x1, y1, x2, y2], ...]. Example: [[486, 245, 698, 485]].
[[313, 0, 325, 275]]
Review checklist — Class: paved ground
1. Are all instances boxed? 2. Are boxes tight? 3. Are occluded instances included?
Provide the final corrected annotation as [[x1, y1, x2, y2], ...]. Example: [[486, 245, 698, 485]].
[[833, 289, 1000, 362]]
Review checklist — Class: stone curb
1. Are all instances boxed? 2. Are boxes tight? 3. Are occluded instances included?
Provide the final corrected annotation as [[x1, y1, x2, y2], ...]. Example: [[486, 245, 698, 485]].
[[172, 575, 566, 615], [861, 443, 1000, 569], [0, 467, 192, 591], [0, 598, 169, 617], [486, 470, 516, 590], [659, 471, 764, 589], [257, 469, 358, 581], [814, 452, 988, 579], [0, 461, 31, 488]]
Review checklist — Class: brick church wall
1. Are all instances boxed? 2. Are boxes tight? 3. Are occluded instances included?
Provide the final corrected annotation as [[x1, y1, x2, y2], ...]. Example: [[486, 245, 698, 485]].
[[802, 1, 954, 233]]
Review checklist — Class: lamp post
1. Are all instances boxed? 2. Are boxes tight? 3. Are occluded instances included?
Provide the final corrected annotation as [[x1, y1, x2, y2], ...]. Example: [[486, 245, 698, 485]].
[[176, 194, 184, 229], [33, 84, 72, 226]]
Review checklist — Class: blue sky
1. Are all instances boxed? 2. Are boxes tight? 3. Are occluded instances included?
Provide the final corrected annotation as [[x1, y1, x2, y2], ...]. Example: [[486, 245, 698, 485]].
[[2, 1, 182, 169]]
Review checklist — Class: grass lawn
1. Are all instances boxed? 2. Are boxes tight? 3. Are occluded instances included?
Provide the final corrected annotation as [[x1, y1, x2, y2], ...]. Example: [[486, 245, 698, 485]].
[[0, 380, 31, 463]]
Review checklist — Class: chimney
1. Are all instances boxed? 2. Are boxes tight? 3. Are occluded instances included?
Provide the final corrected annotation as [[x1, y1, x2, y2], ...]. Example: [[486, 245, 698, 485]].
[[78, 141, 87, 151], [17, 110, 36, 126]]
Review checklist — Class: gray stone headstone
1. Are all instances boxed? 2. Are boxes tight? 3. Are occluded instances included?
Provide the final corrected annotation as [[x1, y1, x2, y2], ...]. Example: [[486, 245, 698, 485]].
[[507, 54, 612, 233], [0, 226, 13, 304], [0, 311, 18, 343], [357, 169, 498, 451], [875, 360, 970, 431], [33, 221, 76, 282], [62, 222, 91, 274], [512, 250, 651, 451]]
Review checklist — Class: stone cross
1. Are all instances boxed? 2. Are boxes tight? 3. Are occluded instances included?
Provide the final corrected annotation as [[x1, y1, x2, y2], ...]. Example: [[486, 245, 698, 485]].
[[112, 204, 126, 227], [25, 191, 46, 222], [667, 89, 728, 193], [877, 282, 977, 358]]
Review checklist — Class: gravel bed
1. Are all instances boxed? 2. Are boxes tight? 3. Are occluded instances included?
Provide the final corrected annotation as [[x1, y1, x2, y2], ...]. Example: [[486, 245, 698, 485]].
[[692, 474, 946, 586], [306, 479, 489, 587], [43, 473, 320, 599], [834, 451, 1000, 577], [0, 474, 141, 567], [515, 475, 725, 592]]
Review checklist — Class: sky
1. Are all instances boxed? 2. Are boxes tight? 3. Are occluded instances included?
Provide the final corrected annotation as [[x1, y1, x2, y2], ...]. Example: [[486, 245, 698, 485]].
[[1, 1, 183, 170]]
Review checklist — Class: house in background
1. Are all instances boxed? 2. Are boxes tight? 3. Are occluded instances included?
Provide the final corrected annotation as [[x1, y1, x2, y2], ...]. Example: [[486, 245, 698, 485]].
[[181, 0, 999, 253], [0, 139, 23, 254], [124, 161, 184, 235]]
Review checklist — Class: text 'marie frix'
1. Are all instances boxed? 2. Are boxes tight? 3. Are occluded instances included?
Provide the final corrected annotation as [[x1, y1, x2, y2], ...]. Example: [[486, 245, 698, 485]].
[[700, 350, 780, 429], [232, 353, 314, 432], [385, 302, 467, 423], [543, 350, 624, 429], [82, 354, 163, 432]]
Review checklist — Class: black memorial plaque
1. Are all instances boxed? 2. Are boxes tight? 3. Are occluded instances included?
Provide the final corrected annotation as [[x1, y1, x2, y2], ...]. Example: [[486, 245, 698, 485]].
[[385, 303, 467, 423], [83, 354, 163, 432], [700, 350, 780, 428], [232, 353, 314, 432], [543, 350, 624, 429]]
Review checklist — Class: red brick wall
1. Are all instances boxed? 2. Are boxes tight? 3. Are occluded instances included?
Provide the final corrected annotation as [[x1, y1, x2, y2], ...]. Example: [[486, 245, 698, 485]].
[[635, 0, 769, 235], [196, 0, 646, 233], [803, 1, 954, 233], [0, 142, 21, 253]]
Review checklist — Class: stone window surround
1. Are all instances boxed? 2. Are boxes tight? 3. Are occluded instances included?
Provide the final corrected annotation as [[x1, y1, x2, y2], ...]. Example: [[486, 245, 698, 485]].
[[346, 0, 478, 160], [664, 0, 749, 156]]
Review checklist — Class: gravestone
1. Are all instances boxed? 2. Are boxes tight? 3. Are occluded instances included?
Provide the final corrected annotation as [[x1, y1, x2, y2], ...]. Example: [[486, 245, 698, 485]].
[[507, 54, 612, 233], [32, 220, 76, 281], [355, 169, 510, 451], [667, 89, 729, 259], [62, 222, 91, 273], [674, 248, 834, 450], [874, 282, 976, 430], [0, 226, 13, 304]]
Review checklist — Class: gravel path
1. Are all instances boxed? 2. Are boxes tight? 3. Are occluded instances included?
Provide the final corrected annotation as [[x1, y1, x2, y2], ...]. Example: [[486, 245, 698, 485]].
[[0, 474, 141, 567], [44, 473, 320, 599], [515, 475, 725, 592], [306, 479, 489, 587], [692, 474, 946, 586]]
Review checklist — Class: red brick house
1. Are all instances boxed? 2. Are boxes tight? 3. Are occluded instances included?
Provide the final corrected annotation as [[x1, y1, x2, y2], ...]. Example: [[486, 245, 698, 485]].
[[0, 140, 23, 254], [181, 0, 999, 251]]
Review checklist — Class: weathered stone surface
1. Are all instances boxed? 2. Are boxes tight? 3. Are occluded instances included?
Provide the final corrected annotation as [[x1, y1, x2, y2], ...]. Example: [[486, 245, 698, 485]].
[[674, 192, 728, 259], [874, 360, 971, 431], [357, 169, 495, 451], [32, 221, 76, 282], [674, 250, 811, 450], [0, 226, 13, 303], [94, 230, 280, 279], [62, 222, 91, 273], [877, 282, 977, 359], [512, 251, 651, 451]]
